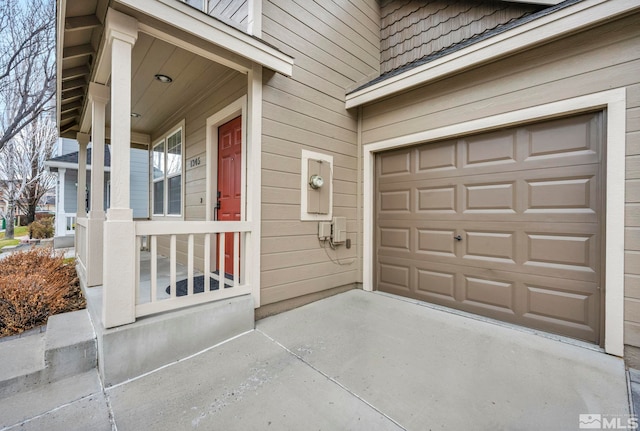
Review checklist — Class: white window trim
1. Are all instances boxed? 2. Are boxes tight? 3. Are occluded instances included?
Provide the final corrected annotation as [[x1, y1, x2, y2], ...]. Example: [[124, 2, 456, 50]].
[[362, 88, 626, 356], [151, 120, 185, 220]]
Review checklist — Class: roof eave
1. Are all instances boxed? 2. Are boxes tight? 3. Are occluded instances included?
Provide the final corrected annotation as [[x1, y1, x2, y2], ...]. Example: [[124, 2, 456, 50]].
[[501, 0, 563, 5], [114, 0, 293, 76], [346, 0, 640, 109], [55, 0, 67, 133]]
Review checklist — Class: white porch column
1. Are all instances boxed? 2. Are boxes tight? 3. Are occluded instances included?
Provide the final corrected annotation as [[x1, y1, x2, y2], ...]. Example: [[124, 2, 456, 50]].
[[56, 168, 66, 236], [85, 83, 109, 287], [76, 132, 89, 219], [247, 64, 262, 308], [102, 9, 138, 328]]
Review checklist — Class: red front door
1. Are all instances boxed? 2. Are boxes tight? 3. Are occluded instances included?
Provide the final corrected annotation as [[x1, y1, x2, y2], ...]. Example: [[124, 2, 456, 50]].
[[217, 116, 242, 277]]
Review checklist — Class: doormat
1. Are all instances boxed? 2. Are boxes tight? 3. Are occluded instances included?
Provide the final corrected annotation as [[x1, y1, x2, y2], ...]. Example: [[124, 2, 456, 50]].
[[165, 275, 232, 297]]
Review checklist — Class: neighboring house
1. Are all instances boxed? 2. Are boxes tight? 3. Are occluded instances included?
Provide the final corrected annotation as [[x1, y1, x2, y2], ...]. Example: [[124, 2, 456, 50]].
[[55, 0, 640, 384], [38, 193, 57, 213], [45, 138, 149, 237]]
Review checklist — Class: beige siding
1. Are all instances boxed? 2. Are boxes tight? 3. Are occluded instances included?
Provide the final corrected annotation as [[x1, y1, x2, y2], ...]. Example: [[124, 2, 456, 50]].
[[260, 0, 379, 305], [208, 0, 248, 30], [380, 0, 542, 74], [361, 13, 640, 347], [153, 71, 246, 271]]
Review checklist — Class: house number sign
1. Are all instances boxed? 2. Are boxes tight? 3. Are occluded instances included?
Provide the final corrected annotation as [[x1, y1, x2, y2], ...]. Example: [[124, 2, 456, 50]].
[[188, 156, 201, 169]]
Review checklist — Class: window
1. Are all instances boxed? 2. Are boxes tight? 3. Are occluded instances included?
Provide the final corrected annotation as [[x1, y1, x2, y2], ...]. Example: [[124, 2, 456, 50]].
[[152, 127, 183, 217]]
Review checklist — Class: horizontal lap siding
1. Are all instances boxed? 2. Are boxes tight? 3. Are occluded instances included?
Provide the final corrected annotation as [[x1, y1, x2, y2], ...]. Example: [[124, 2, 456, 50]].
[[627, 81, 640, 345], [154, 71, 246, 270], [261, 0, 379, 305], [130, 148, 149, 218], [361, 13, 640, 347]]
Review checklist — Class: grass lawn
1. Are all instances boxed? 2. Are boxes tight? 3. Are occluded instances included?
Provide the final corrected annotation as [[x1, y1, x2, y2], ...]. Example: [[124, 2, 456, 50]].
[[0, 238, 20, 250], [0, 226, 29, 239]]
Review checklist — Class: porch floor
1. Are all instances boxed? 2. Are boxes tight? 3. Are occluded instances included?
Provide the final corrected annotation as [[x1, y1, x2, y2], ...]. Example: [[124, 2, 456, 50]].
[[1, 290, 631, 430], [138, 251, 190, 303], [137, 251, 231, 303]]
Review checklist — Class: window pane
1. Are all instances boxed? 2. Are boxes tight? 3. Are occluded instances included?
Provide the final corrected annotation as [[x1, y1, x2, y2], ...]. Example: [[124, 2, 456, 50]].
[[167, 131, 182, 176], [168, 175, 181, 215], [152, 142, 164, 180], [153, 181, 164, 215]]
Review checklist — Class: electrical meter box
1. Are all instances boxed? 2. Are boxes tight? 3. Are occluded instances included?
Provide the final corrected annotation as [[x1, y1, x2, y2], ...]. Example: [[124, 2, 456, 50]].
[[331, 217, 347, 244]]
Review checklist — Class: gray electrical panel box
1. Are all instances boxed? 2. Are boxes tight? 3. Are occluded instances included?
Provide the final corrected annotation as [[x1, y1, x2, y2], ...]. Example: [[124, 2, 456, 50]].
[[307, 158, 330, 214], [318, 222, 331, 240], [331, 217, 347, 244]]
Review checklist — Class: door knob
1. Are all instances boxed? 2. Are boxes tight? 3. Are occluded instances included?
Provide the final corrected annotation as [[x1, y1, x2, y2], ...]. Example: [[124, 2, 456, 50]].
[[454, 235, 462, 241]]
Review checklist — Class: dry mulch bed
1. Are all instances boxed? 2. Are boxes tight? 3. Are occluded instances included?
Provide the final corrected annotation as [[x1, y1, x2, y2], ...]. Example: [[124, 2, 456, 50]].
[[0, 248, 85, 338]]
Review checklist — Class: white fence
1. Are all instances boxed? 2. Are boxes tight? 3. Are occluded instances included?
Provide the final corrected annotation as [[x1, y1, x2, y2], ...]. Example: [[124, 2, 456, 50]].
[[134, 221, 252, 318], [75, 217, 87, 279], [64, 213, 76, 235]]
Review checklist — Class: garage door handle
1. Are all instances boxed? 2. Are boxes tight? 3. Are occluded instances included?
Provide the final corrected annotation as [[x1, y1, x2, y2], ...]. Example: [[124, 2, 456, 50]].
[[454, 235, 462, 241]]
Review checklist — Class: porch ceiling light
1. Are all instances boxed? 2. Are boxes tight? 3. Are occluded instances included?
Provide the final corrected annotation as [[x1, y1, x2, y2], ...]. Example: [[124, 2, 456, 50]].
[[154, 74, 173, 83], [309, 174, 324, 189]]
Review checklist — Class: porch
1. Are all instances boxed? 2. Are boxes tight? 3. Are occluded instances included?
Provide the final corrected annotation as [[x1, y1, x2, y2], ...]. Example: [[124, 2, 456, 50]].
[[57, 2, 292, 337], [0, 290, 631, 430]]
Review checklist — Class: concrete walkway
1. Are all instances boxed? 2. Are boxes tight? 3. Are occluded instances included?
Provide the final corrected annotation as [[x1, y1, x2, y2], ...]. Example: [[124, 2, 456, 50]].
[[0, 290, 631, 430]]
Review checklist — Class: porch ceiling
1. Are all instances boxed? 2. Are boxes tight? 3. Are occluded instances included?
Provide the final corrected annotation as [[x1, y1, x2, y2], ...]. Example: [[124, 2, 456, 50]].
[[58, 0, 288, 140], [126, 32, 238, 136]]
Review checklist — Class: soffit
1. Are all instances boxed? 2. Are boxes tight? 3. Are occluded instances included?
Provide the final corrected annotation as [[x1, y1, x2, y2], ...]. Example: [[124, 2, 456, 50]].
[[57, 0, 108, 138], [58, 0, 292, 139]]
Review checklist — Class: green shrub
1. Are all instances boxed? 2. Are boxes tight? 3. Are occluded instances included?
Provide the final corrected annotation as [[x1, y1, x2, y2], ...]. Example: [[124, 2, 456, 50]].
[[0, 248, 85, 337], [29, 217, 54, 239]]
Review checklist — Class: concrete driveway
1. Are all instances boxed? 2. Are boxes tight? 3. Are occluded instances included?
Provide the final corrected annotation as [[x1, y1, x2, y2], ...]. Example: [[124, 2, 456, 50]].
[[1, 290, 631, 430]]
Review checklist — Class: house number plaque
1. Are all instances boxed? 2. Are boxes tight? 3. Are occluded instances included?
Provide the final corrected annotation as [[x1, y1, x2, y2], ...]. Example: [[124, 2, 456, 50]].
[[188, 156, 201, 169]]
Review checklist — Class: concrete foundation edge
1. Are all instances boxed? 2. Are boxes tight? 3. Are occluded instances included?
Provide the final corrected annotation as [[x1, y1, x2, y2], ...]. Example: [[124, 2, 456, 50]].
[[95, 294, 254, 387]]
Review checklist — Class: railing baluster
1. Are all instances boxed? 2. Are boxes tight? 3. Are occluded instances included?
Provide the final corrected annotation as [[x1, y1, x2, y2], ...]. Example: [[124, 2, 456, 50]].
[[218, 232, 225, 289], [170, 235, 177, 298], [151, 235, 157, 303], [187, 234, 194, 296], [233, 231, 239, 287], [133, 222, 253, 319], [204, 234, 210, 294]]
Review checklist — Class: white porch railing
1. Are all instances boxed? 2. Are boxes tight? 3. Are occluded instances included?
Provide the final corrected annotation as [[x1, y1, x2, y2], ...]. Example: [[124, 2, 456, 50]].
[[134, 221, 252, 318], [75, 217, 88, 279], [64, 213, 76, 235]]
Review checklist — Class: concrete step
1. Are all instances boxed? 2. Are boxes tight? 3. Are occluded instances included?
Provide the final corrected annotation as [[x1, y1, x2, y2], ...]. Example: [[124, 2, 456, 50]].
[[0, 333, 46, 383], [0, 370, 103, 430], [0, 309, 97, 399]]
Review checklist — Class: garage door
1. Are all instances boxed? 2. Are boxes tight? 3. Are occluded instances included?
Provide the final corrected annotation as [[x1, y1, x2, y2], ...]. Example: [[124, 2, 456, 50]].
[[375, 113, 603, 343]]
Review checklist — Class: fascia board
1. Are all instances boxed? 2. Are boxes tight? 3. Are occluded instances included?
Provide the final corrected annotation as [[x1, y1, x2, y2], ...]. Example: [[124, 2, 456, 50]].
[[114, 0, 293, 76], [346, 0, 640, 109]]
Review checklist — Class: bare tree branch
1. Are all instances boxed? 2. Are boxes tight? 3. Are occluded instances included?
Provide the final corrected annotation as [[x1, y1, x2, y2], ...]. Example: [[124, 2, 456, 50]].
[[15, 116, 57, 223], [0, 0, 55, 153]]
